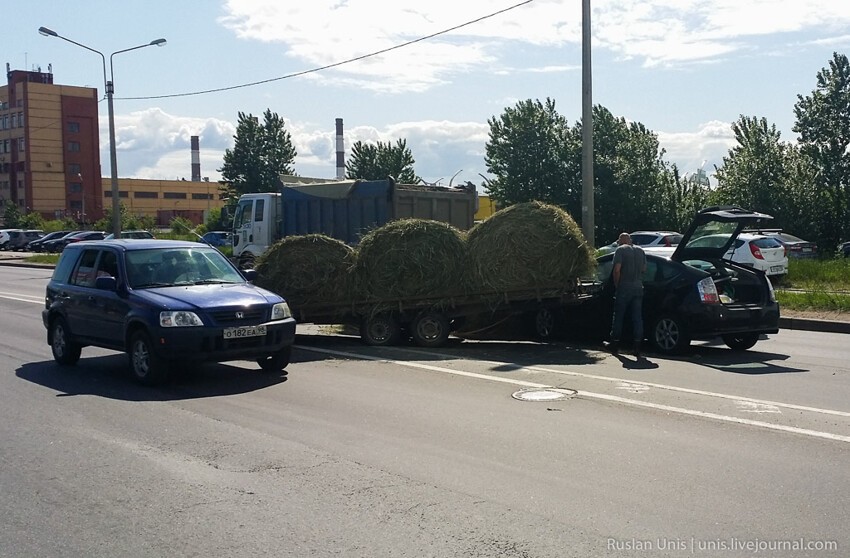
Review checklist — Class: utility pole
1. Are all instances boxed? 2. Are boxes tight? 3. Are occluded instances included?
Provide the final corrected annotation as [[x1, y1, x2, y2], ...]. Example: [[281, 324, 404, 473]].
[[581, 0, 595, 247]]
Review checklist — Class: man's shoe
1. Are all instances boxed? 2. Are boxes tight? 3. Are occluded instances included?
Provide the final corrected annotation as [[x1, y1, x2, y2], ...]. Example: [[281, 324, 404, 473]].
[[633, 344, 642, 358]]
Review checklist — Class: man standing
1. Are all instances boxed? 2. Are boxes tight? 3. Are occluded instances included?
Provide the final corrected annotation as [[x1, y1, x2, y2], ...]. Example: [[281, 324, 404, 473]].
[[609, 232, 646, 357]]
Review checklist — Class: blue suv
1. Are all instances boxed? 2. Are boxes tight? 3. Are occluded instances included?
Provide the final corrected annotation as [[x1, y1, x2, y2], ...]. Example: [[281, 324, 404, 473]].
[[43, 239, 296, 384]]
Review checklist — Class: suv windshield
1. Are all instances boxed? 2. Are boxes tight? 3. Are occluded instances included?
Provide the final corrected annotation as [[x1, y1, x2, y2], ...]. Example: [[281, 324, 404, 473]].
[[126, 247, 246, 288]]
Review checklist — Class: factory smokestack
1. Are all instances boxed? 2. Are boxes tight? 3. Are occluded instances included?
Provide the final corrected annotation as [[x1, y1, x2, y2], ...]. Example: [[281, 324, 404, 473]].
[[191, 135, 201, 182], [335, 118, 345, 179]]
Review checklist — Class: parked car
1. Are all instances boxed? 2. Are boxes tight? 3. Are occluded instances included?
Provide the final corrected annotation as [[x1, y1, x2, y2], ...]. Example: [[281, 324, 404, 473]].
[[7, 229, 44, 251], [55, 231, 107, 252], [0, 229, 21, 250], [26, 230, 73, 252], [840, 241, 850, 258], [40, 231, 83, 253], [598, 230, 683, 255], [682, 232, 788, 277], [104, 230, 155, 240], [200, 231, 232, 247], [43, 239, 296, 384], [563, 206, 780, 354], [746, 229, 818, 259]]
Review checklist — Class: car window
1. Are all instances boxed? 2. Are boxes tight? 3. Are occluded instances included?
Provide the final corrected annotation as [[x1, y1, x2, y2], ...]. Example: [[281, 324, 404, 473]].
[[630, 234, 655, 245], [752, 238, 783, 249], [596, 259, 614, 282], [52, 249, 80, 283], [70, 249, 100, 287], [95, 250, 119, 281], [642, 259, 658, 282], [126, 247, 245, 288]]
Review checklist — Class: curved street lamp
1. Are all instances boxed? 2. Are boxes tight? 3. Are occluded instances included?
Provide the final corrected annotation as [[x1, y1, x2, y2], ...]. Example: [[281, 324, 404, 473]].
[[38, 26, 166, 238]]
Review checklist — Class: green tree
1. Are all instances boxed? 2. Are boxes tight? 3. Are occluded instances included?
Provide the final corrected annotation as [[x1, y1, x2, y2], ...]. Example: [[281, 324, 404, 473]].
[[3, 204, 22, 228], [219, 109, 297, 198], [484, 98, 575, 209], [345, 139, 418, 183], [713, 116, 792, 218], [793, 52, 850, 250]]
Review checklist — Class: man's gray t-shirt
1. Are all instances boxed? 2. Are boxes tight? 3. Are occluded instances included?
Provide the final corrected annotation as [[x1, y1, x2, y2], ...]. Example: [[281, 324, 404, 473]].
[[613, 244, 646, 293]]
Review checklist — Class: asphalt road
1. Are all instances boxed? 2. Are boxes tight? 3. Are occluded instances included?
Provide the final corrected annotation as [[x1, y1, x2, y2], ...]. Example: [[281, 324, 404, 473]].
[[1, 266, 848, 557]]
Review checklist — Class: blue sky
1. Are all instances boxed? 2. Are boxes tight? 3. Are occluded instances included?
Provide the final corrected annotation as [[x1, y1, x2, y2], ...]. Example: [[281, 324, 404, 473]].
[[8, 0, 850, 189]]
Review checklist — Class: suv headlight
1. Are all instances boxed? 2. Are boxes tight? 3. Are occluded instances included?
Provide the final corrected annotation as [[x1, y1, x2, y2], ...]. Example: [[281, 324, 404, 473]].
[[160, 311, 203, 327], [271, 302, 292, 320]]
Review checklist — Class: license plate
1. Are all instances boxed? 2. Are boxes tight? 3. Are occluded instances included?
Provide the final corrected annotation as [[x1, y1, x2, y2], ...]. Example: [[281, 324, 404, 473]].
[[803, 247, 812, 252], [769, 265, 784, 273], [223, 325, 267, 339]]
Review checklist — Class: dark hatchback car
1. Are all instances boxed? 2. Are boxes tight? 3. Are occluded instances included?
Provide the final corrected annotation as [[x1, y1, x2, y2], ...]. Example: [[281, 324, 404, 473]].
[[43, 239, 296, 384], [563, 206, 780, 354], [26, 230, 73, 252], [200, 231, 232, 247]]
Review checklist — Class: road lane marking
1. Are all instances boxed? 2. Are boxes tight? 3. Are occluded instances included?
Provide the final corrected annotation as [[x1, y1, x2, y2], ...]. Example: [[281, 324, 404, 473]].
[[392, 345, 850, 419], [298, 345, 850, 444], [0, 292, 44, 304]]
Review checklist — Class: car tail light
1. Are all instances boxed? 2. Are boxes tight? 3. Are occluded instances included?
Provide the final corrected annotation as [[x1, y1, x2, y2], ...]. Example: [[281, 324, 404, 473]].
[[749, 243, 764, 259], [697, 277, 720, 304], [664, 237, 671, 246]]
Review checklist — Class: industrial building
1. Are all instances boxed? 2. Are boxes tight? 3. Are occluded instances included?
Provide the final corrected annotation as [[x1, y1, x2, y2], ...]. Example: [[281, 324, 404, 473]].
[[1, 66, 223, 225]]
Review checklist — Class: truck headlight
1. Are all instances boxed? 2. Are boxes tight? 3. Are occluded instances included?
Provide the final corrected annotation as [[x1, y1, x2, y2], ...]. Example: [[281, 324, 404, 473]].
[[160, 311, 203, 327], [271, 302, 292, 320]]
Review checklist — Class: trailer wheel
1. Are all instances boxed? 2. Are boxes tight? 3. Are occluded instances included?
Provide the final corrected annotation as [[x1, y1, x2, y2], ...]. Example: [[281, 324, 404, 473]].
[[361, 313, 401, 346], [411, 311, 450, 348], [532, 307, 557, 340]]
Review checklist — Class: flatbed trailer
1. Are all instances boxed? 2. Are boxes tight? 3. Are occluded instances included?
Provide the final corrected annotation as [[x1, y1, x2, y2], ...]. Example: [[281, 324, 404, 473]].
[[289, 281, 602, 347]]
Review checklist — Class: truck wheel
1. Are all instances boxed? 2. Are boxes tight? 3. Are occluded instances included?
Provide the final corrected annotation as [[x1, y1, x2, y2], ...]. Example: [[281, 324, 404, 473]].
[[50, 317, 82, 365], [257, 346, 292, 372], [722, 333, 759, 351], [129, 330, 169, 385], [239, 253, 256, 270], [650, 315, 690, 354], [361, 313, 401, 346], [411, 311, 450, 348]]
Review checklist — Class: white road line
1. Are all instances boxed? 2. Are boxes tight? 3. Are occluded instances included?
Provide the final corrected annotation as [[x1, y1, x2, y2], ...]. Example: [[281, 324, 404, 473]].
[[0, 292, 44, 304], [392, 345, 850, 418], [298, 345, 850, 444]]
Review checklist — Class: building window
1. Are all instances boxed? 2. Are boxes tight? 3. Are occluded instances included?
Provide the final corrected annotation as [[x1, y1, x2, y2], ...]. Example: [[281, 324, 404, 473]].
[[192, 193, 214, 200], [69, 200, 83, 210], [104, 190, 129, 198], [68, 122, 80, 133], [18, 138, 25, 152], [163, 192, 187, 199], [69, 182, 82, 193], [18, 112, 23, 127], [67, 141, 80, 152], [10, 114, 16, 128], [134, 191, 158, 199]]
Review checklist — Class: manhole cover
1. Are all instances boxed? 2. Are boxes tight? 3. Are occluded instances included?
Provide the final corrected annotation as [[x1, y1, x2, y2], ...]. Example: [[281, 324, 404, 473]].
[[511, 388, 577, 402]]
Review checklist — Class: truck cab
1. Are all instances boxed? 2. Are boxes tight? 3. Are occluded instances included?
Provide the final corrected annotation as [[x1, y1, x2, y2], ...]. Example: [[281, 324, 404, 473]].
[[232, 192, 277, 269]]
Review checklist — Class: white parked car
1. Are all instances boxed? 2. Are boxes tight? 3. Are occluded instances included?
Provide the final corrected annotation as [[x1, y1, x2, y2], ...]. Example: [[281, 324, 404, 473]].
[[669, 232, 787, 277], [598, 230, 682, 255]]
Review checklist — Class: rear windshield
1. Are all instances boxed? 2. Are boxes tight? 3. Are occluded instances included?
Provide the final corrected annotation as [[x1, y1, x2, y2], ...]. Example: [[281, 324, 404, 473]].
[[752, 238, 783, 249]]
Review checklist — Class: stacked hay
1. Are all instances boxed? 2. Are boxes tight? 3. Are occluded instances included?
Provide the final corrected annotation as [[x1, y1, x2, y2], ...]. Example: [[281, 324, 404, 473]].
[[466, 201, 595, 293], [254, 234, 355, 308], [352, 218, 468, 300]]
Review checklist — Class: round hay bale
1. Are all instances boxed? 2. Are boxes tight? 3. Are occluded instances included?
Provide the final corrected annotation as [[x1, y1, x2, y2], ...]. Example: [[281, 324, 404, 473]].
[[254, 234, 355, 307], [466, 201, 595, 293], [352, 219, 467, 300]]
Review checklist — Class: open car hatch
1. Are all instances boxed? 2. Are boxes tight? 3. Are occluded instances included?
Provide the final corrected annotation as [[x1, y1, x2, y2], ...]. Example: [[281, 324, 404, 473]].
[[670, 206, 773, 262]]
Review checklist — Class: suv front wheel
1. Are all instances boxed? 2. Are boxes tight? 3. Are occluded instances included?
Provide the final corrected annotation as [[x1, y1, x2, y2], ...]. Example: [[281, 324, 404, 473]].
[[129, 330, 169, 385], [50, 317, 82, 365]]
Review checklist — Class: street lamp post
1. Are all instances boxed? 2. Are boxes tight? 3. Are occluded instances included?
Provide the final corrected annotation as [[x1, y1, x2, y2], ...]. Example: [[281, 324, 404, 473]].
[[38, 27, 166, 239]]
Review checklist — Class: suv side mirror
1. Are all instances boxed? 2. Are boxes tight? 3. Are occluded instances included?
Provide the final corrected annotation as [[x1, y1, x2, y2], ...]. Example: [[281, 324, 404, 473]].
[[95, 276, 117, 291]]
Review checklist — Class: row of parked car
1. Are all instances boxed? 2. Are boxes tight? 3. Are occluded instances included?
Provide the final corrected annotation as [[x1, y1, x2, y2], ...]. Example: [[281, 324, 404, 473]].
[[599, 228, 828, 277], [0, 229, 160, 253]]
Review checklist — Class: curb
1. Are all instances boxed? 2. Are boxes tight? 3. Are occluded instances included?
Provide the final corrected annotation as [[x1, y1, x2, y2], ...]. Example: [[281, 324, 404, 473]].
[[777, 316, 850, 335]]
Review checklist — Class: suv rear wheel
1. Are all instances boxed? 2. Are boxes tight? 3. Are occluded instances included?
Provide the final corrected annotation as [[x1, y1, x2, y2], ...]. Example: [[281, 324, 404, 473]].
[[129, 330, 169, 385]]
